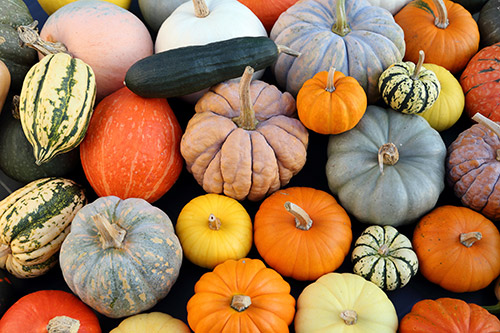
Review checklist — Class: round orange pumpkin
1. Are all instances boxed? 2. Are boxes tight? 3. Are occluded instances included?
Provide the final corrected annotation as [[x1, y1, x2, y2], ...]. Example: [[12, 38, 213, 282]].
[[186, 258, 296, 333], [80, 87, 183, 203], [254, 186, 352, 281], [296, 67, 367, 135], [395, 0, 479, 74], [413, 205, 500, 293]]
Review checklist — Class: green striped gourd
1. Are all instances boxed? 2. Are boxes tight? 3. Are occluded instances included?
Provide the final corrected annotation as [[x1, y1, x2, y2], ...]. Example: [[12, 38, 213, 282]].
[[19, 52, 96, 165], [351, 225, 419, 291], [379, 50, 441, 114], [0, 177, 86, 278]]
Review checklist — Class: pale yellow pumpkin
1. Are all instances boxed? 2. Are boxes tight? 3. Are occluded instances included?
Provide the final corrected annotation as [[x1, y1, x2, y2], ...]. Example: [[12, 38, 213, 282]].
[[110, 312, 190, 333], [295, 273, 398, 333], [418, 63, 465, 132], [176, 193, 253, 269]]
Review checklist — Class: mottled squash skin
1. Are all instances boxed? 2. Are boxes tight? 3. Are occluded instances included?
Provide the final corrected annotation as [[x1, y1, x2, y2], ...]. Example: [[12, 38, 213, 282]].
[[59, 196, 183, 318]]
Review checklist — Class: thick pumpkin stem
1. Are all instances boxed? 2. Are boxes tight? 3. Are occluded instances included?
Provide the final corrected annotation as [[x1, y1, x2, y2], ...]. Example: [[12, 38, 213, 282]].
[[340, 309, 358, 325], [230, 294, 252, 312], [472, 114, 500, 158], [411, 51, 425, 80], [378, 143, 399, 174], [232, 66, 258, 130], [277, 45, 302, 58], [92, 214, 127, 249], [284, 201, 313, 231], [17, 21, 70, 56], [433, 0, 449, 29], [460, 232, 482, 248], [332, 0, 351, 37], [46, 316, 80, 333], [326, 67, 336, 92], [193, 0, 210, 18], [378, 244, 389, 256], [208, 214, 221, 230]]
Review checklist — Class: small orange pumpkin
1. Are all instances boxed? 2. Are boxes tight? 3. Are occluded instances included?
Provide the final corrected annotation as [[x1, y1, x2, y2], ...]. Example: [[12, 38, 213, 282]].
[[413, 205, 500, 292], [296, 67, 367, 135], [254, 187, 352, 281]]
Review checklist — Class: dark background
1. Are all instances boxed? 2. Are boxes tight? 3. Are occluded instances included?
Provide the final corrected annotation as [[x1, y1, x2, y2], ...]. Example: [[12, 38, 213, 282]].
[[0, 0, 496, 331]]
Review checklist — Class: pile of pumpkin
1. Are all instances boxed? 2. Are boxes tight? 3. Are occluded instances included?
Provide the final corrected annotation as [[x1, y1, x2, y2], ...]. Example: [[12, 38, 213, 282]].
[[0, 0, 500, 331]]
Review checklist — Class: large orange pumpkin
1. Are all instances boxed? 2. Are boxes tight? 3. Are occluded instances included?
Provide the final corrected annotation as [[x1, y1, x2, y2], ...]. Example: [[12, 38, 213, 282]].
[[395, 0, 479, 74], [413, 205, 500, 292], [80, 87, 183, 203], [254, 187, 352, 281]]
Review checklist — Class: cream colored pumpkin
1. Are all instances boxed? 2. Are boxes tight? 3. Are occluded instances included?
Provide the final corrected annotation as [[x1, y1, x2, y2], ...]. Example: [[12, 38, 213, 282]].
[[295, 272, 398, 333], [110, 312, 190, 333], [366, 0, 411, 14]]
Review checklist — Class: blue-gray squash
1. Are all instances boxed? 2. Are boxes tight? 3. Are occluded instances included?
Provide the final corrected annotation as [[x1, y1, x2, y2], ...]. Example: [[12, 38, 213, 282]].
[[326, 105, 446, 226]]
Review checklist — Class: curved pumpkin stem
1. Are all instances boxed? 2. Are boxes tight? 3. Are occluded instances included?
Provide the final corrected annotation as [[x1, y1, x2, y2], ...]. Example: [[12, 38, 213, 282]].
[[277, 45, 302, 58], [459, 232, 482, 248], [284, 201, 313, 231], [17, 20, 70, 56], [231, 294, 251, 312], [411, 51, 425, 80], [208, 214, 221, 230], [432, 0, 449, 29], [193, 0, 210, 18], [326, 67, 336, 92], [92, 214, 127, 249], [47, 316, 81, 333], [340, 309, 358, 325], [378, 143, 399, 174], [332, 0, 351, 37], [472, 113, 500, 161], [232, 66, 258, 130]]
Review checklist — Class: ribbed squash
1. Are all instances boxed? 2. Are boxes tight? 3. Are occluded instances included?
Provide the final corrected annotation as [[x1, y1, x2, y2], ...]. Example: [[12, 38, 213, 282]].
[[19, 52, 96, 165], [110, 312, 190, 333], [379, 51, 441, 114], [352, 225, 419, 291], [59, 196, 183, 318], [0, 177, 86, 278]]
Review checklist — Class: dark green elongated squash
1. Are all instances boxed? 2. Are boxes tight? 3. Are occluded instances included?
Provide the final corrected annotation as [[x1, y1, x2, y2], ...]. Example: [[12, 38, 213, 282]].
[[0, 0, 37, 92], [478, 0, 500, 47], [124, 36, 299, 99]]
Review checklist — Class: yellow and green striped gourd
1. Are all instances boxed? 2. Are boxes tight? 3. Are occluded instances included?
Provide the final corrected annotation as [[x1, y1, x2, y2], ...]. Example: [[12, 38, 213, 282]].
[[19, 52, 96, 165]]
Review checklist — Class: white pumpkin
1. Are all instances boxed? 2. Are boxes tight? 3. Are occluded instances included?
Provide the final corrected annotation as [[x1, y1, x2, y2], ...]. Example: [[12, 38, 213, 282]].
[[366, 0, 412, 14], [155, 0, 267, 104]]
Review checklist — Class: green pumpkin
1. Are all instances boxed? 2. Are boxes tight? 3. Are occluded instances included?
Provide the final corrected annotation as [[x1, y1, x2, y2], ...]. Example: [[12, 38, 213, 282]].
[[59, 196, 183, 318], [0, 0, 37, 92], [478, 0, 500, 47], [326, 105, 446, 226]]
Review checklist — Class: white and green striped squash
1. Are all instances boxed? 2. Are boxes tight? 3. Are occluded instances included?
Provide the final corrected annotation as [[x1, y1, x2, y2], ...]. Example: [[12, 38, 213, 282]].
[[19, 52, 96, 165], [352, 225, 418, 291], [59, 196, 183, 318], [378, 51, 441, 114], [0, 177, 86, 278]]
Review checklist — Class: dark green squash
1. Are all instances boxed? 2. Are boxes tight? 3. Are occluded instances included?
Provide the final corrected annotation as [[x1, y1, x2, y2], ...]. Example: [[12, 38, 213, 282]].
[[0, 0, 37, 92], [478, 0, 500, 47], [451, 0, 488, 13]]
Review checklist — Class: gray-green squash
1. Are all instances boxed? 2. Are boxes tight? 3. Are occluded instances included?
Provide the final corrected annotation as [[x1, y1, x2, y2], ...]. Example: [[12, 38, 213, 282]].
[[478, 0, 500, 47], [138, 0, 188, 32], [326, 105, 446, 226], [59, 196, 183, 318]]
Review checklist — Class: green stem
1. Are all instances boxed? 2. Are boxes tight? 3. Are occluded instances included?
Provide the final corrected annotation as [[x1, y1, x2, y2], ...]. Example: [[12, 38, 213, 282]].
[[332, 0, 351, 36], [483, 302, 500, 315]]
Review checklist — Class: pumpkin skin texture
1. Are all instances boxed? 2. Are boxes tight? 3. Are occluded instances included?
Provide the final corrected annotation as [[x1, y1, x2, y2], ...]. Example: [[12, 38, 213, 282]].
[[186, 258, 296, 333], [446, 115, 500, 220], [176, 193, 253, 269], [478, 0, 500, 47], [59, 196, 183, 318], [254, 187, 352, 281], [297, 67, 367, 135], [399, 297, 500, 332], [395, 0, 480, 74], [80, 87, 183, 203], [0, 290, 101, 332], [39, 0, 153, 100], [460, 43, 500, 121], [180, 67, 308, 201], [238, 0, 300, 32], [0, 60, 9, 112], [270, 0, 405, 102], [110, 312, 190, 333], [294, 272, 398, 332], [413, 205, 500, 293], [419, 63, 465, 132], [326, 105, 446, 226]]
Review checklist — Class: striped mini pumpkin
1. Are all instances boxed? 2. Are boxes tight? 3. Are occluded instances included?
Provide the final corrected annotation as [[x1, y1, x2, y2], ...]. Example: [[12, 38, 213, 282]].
[[0, 177, 86, 278], [379, 51, 441, 114], [351, 225, 419, 291], [19, 52, 96, 165]]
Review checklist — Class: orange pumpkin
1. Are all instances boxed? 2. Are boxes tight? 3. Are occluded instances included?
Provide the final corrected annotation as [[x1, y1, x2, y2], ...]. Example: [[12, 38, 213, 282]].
[[254, 187, 352, 281], [296, 67, 367, 135], [413, 205, 500, 292], [186, 258, 296, 333], [395, 0, 479, 74], [399, 298, 500, 332], [80, 87, 183, 203]]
